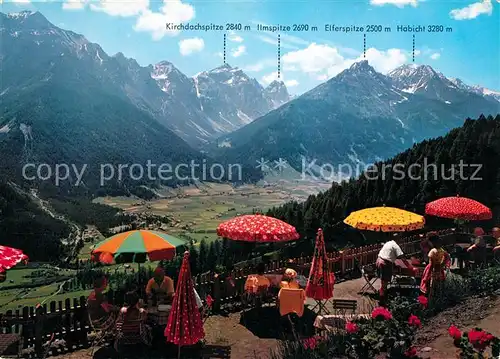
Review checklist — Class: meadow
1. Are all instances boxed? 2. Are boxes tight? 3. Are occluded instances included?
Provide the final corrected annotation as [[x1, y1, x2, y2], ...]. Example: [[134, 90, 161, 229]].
[[94, 180, 329, 244]]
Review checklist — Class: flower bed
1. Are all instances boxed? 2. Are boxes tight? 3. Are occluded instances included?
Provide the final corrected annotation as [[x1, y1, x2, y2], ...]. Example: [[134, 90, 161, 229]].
[[271, 265, 500, 359], [448, 325, 500, 358]]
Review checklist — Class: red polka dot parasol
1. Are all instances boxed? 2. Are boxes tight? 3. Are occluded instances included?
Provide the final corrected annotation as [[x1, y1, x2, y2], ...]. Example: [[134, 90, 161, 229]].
[[425, 196, 492, 221], [216, 214, 300, 242], [0, 246, 28, 273], [165, 251, 204, 348]]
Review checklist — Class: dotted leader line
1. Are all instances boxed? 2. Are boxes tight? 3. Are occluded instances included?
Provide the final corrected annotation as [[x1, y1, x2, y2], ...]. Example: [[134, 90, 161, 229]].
[[412, 34, 415, 62], [363, 33, 366, 58], [223, 33, 226, 64], [278, 34, 281, 79]]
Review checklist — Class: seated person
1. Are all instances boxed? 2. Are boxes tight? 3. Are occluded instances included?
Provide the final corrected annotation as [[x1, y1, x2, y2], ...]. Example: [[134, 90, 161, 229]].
[[245, 262, 270, 291], [87, 276, 117, 330], [467, 227, 487, 266], [115, 291, 152, 350], [146, 267, 174, 304], [280, 268, 300, 289], [468, 227, 486, 252], [492, 227, 500, 252]]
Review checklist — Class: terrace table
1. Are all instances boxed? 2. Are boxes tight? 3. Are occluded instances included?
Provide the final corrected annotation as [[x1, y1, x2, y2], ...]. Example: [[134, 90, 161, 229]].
[[394, 259, 423, 277], [390, 259, 422, 291], [147, 305, 171, 326]]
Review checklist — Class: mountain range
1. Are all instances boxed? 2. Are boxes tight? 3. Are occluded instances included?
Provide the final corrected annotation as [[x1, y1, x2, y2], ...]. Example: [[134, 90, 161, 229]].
[[220, 61, 499, 177], [0, 11, 290, 150], [1, 10, 499, 187]]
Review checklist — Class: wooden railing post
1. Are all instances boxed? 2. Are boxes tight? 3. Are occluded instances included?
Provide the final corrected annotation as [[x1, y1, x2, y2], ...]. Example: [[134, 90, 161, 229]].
[[340, 251, 346, 275], [213, 274, 221, 313], [34, 305, 45, 358], [21, 306, 30, 350]]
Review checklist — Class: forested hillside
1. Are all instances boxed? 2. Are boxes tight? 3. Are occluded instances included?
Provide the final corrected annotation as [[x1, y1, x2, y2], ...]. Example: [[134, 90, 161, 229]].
[[267, 115, 500, 243], [0, 181, 69, 261]]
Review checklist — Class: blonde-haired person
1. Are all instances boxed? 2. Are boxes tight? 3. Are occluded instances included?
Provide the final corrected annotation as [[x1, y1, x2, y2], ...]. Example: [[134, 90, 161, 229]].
[[280, 268, 300, 289]]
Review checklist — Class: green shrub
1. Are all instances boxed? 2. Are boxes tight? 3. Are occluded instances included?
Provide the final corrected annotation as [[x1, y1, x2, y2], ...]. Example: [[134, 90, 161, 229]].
[[468, 266, 500, 295]]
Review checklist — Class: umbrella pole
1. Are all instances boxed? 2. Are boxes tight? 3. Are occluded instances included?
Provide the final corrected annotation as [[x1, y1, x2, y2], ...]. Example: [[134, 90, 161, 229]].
[[139, 262, 142, 287], [177, 344, 181, 359]]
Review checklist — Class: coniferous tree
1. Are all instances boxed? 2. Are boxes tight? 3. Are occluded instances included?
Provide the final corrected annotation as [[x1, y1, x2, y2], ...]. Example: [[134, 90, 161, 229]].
[[266, 116, 499, 250], [188, 243, 199, 275], [207, 242, 217, 272], [198, 239, 209, 273]]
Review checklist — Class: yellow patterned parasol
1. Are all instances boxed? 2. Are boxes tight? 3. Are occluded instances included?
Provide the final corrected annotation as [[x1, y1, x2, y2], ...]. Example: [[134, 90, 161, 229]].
[[344, 206, 425, 232]]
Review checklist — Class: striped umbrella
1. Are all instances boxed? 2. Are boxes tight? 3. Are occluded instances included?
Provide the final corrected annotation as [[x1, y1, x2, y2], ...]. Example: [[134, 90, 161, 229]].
[[91, 230, 186, 264]]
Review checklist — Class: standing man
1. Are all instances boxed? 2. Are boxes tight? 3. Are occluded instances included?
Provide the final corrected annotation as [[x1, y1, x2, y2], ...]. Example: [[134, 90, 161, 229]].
[[376, 235, 405, 303], [146, 267, 175, 305]]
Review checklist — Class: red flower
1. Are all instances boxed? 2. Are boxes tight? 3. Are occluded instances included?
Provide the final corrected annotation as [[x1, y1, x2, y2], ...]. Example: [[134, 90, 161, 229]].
[[418, 295, 428, 308], [404, 347, 417, 357], [302, 337, 318, 350], [448, 325, 462, 340], [468, 329, 483, 343], [345, 321, 359, 334], [408, 314, 421, 328], [371, 307, 393, 320], [206, 295, 214, 308], [468, 330, 494, 350], [482, 333, 494, 344]]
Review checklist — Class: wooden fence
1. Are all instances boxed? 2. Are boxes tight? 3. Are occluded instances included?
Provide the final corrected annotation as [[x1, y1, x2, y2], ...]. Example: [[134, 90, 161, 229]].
[[0, 228, 455, 357]]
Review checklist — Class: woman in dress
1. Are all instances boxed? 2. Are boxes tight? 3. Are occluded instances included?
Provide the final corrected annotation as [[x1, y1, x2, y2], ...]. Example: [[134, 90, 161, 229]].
[[420, 234, 451, 299]]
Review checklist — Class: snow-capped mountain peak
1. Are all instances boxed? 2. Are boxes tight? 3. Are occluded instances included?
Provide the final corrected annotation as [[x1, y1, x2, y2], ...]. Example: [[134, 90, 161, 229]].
[[265, 80, 286, 93], [388, 64, 461, 102], [208, 63, 234, 74], [191, 64, 287, 132], [350, 60, 371, 70], [151, 61, 175, 79], [264, 80, 290, 108], [388, 64, 446, 93], [4, 10, 54, 30], [7, 10, 38, 19], [448, 77, 500, 102], [388, 64, 500, 104], [336, 60, 386, 81]]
